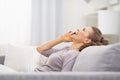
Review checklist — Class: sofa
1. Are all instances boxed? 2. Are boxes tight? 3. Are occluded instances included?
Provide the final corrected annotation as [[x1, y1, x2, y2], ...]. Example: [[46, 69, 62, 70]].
[[0, 42, 120, 80]]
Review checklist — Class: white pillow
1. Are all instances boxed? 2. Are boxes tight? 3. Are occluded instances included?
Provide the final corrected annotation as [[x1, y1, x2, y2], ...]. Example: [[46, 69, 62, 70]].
[[4, 44, 47, 72]]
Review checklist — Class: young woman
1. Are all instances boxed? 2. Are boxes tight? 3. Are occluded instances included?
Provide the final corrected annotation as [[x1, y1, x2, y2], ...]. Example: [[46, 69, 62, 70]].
[[34, 26, 109, 72]]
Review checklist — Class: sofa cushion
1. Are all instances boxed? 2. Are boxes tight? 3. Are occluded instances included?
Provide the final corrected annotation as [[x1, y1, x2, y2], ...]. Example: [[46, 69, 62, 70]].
[[4, 44, 47, 72], [72, 43, 120, 71]]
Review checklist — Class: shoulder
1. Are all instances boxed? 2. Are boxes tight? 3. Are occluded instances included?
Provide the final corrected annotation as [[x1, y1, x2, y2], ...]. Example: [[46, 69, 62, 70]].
[[64, 50, 80, 57]]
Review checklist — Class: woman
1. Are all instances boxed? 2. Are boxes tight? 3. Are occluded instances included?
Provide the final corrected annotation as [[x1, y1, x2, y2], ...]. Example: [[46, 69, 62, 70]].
[[34, 26, 109, 72]]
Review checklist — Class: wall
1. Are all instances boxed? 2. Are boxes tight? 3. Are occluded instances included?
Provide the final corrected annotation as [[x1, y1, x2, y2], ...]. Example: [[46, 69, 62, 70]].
[[112, 1, 120, 41], [60, 0, 109, 34], [60, 0, 89, 34], [110, 0, 120, 11]]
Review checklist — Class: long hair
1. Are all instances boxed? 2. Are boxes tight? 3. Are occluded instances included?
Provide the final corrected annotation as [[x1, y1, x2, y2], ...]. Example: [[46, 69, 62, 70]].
[[79, 26, 109, 51]]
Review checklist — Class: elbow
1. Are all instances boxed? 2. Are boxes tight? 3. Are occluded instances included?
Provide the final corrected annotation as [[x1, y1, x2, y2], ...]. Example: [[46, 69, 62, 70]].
[[36, 47, 43, 53]]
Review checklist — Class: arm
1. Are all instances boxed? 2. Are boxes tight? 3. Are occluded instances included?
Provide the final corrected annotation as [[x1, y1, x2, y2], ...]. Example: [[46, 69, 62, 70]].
[[36, 31, 74, 53]]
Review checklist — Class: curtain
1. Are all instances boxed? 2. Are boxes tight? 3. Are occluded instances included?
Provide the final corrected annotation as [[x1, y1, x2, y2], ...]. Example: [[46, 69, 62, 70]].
[[0, 0, 32, 45], [31, 0, 62, 46]]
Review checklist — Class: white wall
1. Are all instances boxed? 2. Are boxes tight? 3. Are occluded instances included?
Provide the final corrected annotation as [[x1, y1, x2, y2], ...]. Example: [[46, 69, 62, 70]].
[[60, 0, 109, 33], [61, 0, 86, 34], [110, 0, 120, 11], [112, 1, 120, 41]]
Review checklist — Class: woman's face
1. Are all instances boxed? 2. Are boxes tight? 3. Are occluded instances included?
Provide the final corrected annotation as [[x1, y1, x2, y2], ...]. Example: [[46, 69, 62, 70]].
[[71, 27, 93, 44]]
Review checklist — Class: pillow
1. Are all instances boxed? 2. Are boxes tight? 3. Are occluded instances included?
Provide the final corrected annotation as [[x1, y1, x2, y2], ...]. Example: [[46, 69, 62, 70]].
[[0, 56, 5, 65], [72, 43, 120, 72], [4, 44, 47, 72]]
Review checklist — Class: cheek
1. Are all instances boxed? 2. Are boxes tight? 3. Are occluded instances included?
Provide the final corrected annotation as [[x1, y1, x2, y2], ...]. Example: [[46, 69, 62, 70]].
[[71, 34, 85, 42], [78, 32, 86, 39]]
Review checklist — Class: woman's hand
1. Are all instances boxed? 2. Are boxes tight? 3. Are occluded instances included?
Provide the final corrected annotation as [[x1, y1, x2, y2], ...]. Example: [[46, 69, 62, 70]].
[[60, 31, 74, 42], [37, 31, 74, 53]]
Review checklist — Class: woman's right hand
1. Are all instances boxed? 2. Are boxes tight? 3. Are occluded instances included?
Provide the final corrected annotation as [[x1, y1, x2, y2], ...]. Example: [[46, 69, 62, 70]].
[[60, 31, 74, 42]]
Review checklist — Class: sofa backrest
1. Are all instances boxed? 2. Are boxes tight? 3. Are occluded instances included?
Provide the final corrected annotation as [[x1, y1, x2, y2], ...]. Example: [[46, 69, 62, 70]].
[[72, 42, 120, 72]]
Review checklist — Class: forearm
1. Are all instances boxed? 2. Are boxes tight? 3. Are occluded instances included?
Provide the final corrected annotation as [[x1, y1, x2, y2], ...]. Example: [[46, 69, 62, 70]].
[[37, 31, 73, 53], [37, 37, 63, 53]]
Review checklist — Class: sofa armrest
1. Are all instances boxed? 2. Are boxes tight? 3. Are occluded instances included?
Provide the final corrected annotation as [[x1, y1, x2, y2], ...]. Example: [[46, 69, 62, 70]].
[[0, 72, 120, 80]]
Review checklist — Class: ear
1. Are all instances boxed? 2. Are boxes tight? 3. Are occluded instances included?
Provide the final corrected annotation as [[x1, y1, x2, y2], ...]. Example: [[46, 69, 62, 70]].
[[83, 38, 91, 44]]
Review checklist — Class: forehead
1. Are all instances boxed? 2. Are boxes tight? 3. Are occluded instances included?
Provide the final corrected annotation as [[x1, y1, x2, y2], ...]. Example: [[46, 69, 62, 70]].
[[84, 27, 93, 34]]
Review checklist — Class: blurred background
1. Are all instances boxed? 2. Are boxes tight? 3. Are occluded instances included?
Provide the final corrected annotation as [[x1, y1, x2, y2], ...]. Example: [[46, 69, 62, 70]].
[[0, 0, 120, 46]]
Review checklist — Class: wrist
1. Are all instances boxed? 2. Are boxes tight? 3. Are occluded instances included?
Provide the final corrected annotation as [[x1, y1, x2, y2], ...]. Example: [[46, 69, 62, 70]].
[[57, 36, 64, 42]]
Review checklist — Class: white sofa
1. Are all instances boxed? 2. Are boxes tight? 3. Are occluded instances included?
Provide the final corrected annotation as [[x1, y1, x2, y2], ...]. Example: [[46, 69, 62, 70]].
[[1, 42, 120, 80], [0, 43, 47, 72]]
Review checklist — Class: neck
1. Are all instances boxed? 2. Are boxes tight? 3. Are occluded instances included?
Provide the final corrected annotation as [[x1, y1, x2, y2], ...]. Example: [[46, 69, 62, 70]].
[[70, 42, 83, 51]]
